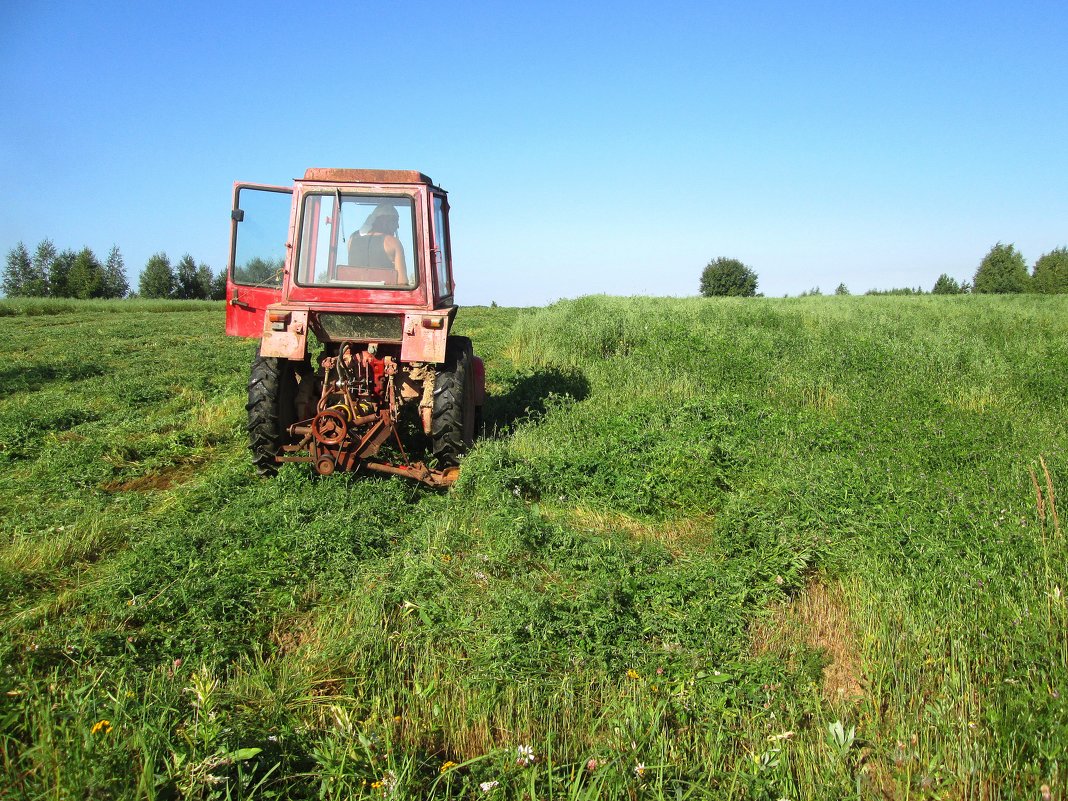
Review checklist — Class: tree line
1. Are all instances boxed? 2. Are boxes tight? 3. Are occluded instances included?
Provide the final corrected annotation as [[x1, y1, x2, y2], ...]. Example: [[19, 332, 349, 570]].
[[2, 240, 229, 300], [699, 243, 1068, 298], [2, 241, 130, 299]]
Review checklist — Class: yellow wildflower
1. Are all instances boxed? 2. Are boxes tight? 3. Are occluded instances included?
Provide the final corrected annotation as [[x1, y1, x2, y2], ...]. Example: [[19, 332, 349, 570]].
[[440, 760, 457, 773], [91, 719, 112, 735], [626, 669, 640, 680]]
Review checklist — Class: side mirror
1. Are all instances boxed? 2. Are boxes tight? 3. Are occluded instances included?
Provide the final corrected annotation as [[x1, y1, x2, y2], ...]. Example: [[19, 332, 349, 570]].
[[232, 209, 245, 222]]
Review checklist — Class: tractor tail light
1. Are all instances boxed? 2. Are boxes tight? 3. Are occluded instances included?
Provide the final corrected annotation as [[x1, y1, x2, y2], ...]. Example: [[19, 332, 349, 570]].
[[421, 316, 445, 330]]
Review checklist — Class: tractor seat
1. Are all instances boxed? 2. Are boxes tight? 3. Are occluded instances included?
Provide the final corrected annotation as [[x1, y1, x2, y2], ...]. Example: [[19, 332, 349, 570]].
[[335, 265, 397, 283]]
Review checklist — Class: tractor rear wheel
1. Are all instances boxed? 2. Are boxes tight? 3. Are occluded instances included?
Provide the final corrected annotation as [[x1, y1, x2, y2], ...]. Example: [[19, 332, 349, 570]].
[[431, 336, 476, 466], [247, 352, 298, 476]]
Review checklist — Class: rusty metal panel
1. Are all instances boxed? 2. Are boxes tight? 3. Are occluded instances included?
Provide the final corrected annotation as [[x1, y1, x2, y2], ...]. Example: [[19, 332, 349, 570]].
[[260, 309, 308, 360], [400, 312, 448, 363], [302, 168, 434, 185]]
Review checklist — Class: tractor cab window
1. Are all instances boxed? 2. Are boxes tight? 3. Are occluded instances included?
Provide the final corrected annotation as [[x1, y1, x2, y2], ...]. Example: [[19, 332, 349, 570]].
[[232, 187, 291, 288], [295, 192, 417, 289], [433, 195, 453, 297]]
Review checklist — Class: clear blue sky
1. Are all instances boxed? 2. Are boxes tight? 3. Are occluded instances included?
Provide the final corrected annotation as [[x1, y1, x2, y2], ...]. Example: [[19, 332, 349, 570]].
[[2, 0, 1065, 304]]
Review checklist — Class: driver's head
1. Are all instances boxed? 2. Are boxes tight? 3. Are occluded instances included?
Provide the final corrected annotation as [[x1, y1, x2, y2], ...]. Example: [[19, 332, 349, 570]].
[[364, 204, 399, 234]]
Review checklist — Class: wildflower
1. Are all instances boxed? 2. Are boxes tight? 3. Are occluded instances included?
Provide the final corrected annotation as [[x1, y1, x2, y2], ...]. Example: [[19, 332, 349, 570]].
[[442, 554, 452, 563], [1041, 784, 1052, 801], [380, 770, 398, 792], [479, 780, 500, 793], [634, 762, 645, 778], [516, 744, 535, 766], [656, 666, 664, 676], [626, 668, 640, 680], [893, 741, 907, 766], [371, 781, 383, 790], [586, 757, 599, 772], [91, 719, 112, 735], [774, 575, 784, 585], [440, 761, 457, 774]]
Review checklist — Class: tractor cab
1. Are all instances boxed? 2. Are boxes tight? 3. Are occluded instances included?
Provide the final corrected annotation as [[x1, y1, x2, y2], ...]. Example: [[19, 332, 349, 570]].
[[225, 169, 456, 364]]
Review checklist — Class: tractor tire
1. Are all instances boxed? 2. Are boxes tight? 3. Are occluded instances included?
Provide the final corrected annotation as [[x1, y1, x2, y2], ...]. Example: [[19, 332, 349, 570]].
[[431, 336, 476, 466], [246, 352, 298, 477]]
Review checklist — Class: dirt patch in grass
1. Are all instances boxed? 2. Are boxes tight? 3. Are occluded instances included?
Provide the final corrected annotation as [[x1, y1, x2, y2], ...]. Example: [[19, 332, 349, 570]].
[[752, 579, 865, 703], [100, 459, 203, 493], [556, 506, 716, 556]]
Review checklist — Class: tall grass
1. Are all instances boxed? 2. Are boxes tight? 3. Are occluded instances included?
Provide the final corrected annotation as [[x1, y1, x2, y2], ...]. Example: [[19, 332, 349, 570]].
[[0, 296, 1064, 799]]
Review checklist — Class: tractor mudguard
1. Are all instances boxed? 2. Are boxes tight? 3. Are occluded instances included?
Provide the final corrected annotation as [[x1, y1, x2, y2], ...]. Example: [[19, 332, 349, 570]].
[[472, 355, 486, 406]]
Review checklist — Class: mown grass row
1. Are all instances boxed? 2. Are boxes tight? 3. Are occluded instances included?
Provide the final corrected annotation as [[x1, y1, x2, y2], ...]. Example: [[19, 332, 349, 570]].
[[0, 298, 223, 317], [0, 295, 1065, 799]]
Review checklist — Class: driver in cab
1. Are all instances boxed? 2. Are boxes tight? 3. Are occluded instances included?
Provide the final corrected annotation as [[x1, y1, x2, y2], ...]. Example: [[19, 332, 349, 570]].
[[346, 204, 407, 285]]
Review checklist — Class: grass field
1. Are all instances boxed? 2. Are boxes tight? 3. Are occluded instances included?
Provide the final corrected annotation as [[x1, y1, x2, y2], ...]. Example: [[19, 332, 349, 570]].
[[0, 295, 1065, 800]]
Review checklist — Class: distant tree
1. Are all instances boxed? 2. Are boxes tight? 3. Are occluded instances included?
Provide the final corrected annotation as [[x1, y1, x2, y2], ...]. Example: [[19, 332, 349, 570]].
[[932, 274, 963, 294], [699, 257, 758, 297], [49, 249, 78, 297], [194, 263, 214, 300], [973, 243, 1030, 294], [139, 252, 174, 298], [2, 242, 32, 297], [800, 287, 822, 297], [175, 254, 201, 299], [25, 240, 54, 297], [1032, 247, 1068, 294], [210, 267, 228, 300], [834, 283, 849, 295], [100, 245, 130, 299], [67, 247, 104, 299]]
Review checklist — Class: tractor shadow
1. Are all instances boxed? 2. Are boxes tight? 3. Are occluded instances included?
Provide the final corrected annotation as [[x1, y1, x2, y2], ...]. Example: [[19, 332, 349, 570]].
[[481, 366, 590, 435], [0, 362, 106, 399]]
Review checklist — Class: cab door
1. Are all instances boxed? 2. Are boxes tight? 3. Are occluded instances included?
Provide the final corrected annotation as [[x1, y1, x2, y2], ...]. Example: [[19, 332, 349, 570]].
[[225, 184, 294, 337], [431, 193, 454, 306]]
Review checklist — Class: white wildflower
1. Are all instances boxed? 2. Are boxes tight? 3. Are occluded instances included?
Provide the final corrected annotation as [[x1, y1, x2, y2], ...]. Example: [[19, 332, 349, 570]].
[[516, 744, 534, 766]]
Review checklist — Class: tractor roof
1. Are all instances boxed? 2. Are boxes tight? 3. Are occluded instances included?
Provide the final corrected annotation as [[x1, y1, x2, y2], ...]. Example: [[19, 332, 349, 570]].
[[301, 168, 435, 186]]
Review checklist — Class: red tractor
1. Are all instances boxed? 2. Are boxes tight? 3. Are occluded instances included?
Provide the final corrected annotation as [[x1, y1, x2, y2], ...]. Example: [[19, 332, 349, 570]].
[[224, 169, 484, 487]]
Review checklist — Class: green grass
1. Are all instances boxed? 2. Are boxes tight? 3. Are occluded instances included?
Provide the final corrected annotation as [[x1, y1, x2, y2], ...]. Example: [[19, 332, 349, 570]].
[[0, 295, 1065, 799], [0, 297, 223, 317]]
